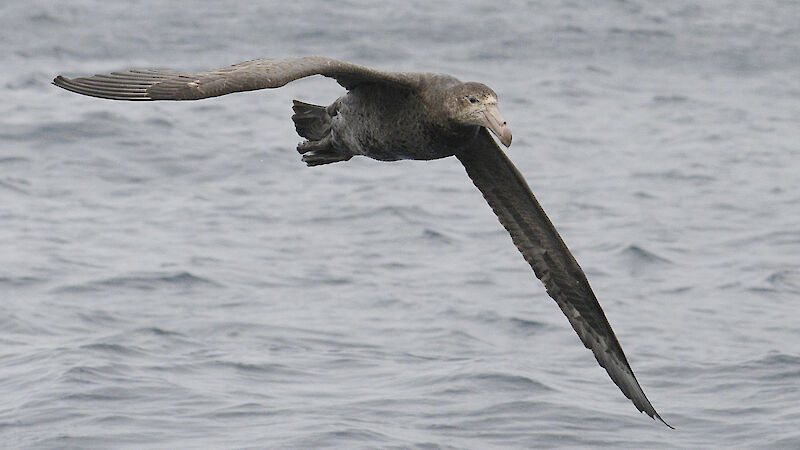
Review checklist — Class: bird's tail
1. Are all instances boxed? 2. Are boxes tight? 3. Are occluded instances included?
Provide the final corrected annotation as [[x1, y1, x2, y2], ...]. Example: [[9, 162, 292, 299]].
[[291, 100, 331, 141]]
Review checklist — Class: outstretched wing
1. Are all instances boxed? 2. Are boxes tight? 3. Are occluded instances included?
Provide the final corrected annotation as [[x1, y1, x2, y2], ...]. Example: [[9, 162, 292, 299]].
[[456, 129, 671, 428], [52, 56, 420, 101]]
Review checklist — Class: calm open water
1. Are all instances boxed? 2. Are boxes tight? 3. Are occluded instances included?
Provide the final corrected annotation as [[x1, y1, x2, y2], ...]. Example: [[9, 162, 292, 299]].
[[1, 1, 799, 448]]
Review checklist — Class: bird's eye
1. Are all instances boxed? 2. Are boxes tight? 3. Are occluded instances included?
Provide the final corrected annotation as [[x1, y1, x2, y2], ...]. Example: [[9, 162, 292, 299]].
[[468, 96, 479, 104]]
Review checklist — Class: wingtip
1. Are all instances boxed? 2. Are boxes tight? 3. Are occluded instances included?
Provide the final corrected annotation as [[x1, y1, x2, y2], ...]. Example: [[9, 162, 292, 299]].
[[652, 412, 675, 429], [52, 75, 68, 87]]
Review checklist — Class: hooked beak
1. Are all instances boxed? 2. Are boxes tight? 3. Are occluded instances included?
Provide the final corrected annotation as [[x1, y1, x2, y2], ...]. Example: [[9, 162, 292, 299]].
[[479, 103, 512, 147]]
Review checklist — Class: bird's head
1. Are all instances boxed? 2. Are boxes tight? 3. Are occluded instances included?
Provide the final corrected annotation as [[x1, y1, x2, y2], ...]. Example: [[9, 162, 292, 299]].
[[445, 82, 512, 147]]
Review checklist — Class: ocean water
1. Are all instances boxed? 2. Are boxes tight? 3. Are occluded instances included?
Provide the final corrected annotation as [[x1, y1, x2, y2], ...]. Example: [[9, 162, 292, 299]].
[[1, 0, 799, 448]]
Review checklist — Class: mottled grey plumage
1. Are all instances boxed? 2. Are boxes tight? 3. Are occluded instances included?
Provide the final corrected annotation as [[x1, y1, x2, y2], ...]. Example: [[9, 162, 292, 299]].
[[53, 56, 670, 427]]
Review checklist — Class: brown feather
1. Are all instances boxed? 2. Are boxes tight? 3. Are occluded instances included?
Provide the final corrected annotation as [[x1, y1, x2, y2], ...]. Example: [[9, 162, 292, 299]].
[[53, 56, 421, 101]]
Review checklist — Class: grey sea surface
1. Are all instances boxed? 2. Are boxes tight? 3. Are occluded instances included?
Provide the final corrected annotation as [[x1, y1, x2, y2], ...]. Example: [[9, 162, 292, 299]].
[[2, 0, 799, 448]]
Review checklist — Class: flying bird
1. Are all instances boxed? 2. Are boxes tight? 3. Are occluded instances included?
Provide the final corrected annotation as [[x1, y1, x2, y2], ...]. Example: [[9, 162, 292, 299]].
[[53, 56, 671, 427]]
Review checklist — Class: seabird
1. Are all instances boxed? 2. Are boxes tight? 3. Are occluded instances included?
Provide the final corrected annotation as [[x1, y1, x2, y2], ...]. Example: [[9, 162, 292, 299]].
[[53, 56, 671, 427]]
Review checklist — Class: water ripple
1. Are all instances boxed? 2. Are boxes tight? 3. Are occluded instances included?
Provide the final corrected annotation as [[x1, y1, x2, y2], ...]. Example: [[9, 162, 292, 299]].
[[52, 271, 223, 294]]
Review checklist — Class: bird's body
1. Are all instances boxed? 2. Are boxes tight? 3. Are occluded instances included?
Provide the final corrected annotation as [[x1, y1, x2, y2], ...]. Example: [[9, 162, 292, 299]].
[[53, 56, 670, 427], [317, 83, 458, 162], [296, 74, 497, 164]]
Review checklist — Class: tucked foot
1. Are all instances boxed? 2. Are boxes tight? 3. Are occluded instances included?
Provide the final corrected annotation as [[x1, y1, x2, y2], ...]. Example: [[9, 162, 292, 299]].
[[301, 149, 352, 167], [297, 136, 333, 155]]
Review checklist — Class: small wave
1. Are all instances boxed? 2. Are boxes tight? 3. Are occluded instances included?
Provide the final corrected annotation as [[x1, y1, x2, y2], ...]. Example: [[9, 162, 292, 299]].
[[632, 169, 716, 184], [142, 117, 174, 129], [585, 65, 612, 75], [0, 177, 31, 195], [651, 94, 691, 104], [62, 387, 137, 402], [76, 309, 122, 327], [62, 365, 125, 382], [508, 317, 549, 334], [52, 271, 222, 294], [473, 372, 552, 392], [296, 428, 392, 448], [741, 265, 800, 296], [764, 269, 800, 293], [421, 228, 454, 245], [556, 25, 585, 34], [6, 118, 119, 144], [0, 275, 42, 287], [474, 311, 549, 336], [0, 156, 30, 164], [134, 326, 185, 337], [608, 27, 675, 39], [416, 369, 552, 395], [204, 402, 278, 419], [725, 230, 800, 248], [688, 352, 800, 385], [619, 244, 673, 265], [471, 399, 551, 416], [310, 204, 432, 224], [282, 273, 354, 287], [753, 352, 800, 367], [27, 11, 62, 25], [0, 310, 54, 336], [58, 365, 145, 402], [207, 360, 311, 380], [80, 343, 147, 357]]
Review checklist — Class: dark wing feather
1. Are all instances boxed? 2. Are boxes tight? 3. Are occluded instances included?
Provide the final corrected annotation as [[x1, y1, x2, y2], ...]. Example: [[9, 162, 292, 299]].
[[456, 129, 671, 428], [52, 56, 420, 101]]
